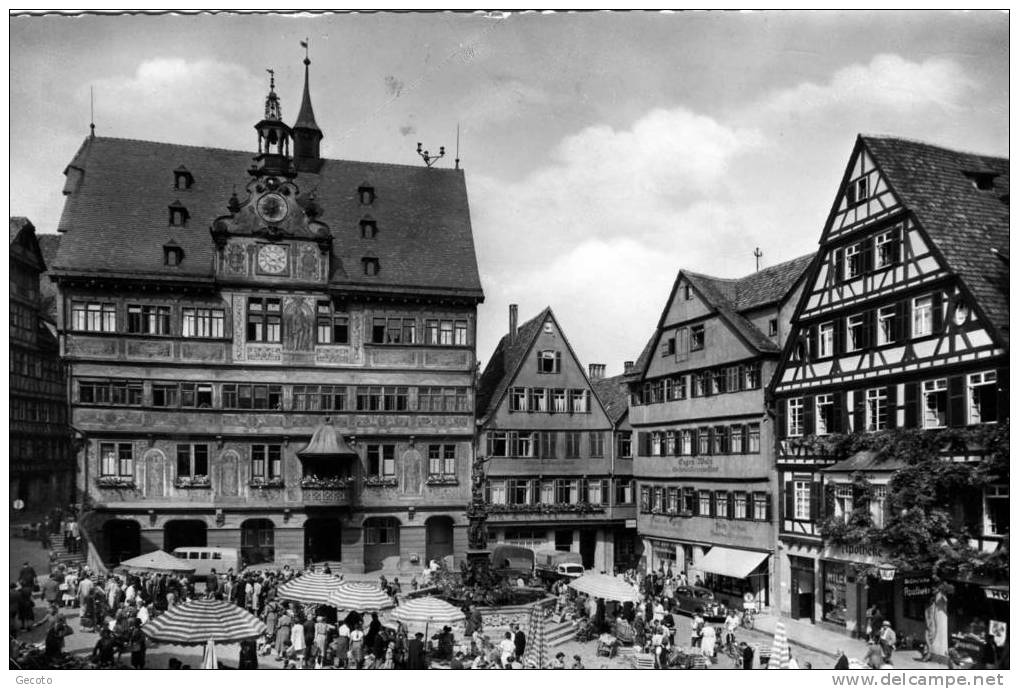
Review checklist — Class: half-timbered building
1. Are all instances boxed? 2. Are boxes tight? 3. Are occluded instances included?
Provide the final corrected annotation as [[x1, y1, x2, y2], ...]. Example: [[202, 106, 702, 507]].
[[771, 136, 1008, 651], [629, 256, 811, 609], [476, 306, 637, 572], [50, 58, 484, 572]]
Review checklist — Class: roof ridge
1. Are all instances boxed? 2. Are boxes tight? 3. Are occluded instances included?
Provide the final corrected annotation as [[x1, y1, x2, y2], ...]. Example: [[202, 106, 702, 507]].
[[861, 134, 1008, 164], [89, 135, 465, 174]]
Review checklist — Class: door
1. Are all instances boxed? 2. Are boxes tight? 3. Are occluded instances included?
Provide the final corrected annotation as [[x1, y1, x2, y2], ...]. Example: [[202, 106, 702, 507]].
[[579, 530, 596, 569], [363, 517, 400, 572], [790, 557, 815, 622], [425, 516, 454, 565]]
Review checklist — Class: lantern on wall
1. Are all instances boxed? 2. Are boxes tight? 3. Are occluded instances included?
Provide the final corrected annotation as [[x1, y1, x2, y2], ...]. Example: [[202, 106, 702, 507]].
[[877, 564, 896, 581]]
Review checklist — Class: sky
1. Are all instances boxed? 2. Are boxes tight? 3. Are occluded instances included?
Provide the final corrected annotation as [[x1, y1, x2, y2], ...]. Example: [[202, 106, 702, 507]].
[[9, 11, 1009, 375]]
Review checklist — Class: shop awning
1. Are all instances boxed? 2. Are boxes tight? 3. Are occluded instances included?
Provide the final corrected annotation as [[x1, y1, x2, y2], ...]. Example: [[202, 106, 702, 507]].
[[697, 547, 769, 579]]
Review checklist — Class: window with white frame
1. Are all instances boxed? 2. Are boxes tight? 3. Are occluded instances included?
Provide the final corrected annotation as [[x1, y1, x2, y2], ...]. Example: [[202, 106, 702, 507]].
[[875, 229, 900, 268], [985, 485, 1009, 536], [847, 314, 866, 351], [128, 304, 171, 335], [640, 486, 651, 512], [553, 389, 568, 413], [816, 394, 835, 435], [788, 398, 804, 436], [529, 388, 548, 413], [912, 296, 933, 338], [100, 442, 134, 476], [968, 371, 999, 424], [834, 484, 853, 521], [730, 425, 744, 454], [588, 480, 605, 505], [819, 322, 834, 358], [865, 388, 888, 431], [176, 443, 209, 478], [845, 243, 862, 279], [680, 430, 692, 455], [748, 424, 760, 453], [922, 379, 948, 429], [667, 487, 679, 514], [537, 350, 560, 374], [698, 428, 711, 455], [509, 479, 531, 505], [616, 479, 634, 505], [673, 376, 687, 400], [744, 362, 762, 389], [571, 389, 589, 413], [793, 480, 811, 521], [715, 491, 729, 518], [251, 444, 283, 480], [870, 485, 888, 528], [428, 444, 456, 476], [752, 493, 768, 520], [876, 305, 897, 346], [540, 481, 554, 505], [651, 432, 662, 457], [733, 493, 747, 519], [72, 302, 117, 332], [489, 481, 506, 505], [183, 307, 226, 338], [698, 490, 711, 515], [653, 487, 664, 512], [510, 387, 526, 412], [665, 431, 676, 456], [690, 324, 705, 351]]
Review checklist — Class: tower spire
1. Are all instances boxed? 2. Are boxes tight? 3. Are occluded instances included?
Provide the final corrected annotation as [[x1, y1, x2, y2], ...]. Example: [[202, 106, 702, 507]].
[[293, 38, 324, 173]]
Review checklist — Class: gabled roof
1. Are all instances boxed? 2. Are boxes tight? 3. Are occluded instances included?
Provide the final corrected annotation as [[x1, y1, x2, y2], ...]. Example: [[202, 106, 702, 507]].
[[52, 136, 483, 299], [10, 216, 33, 245], [591, 373, 630, 426], [860, 136, 1009, 345], [9, 217, 46, 270], [476, 308, 551, 421]]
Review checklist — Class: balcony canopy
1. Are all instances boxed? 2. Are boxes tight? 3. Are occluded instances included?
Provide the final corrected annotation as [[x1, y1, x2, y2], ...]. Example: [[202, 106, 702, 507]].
[[296, 421, 357, 459]]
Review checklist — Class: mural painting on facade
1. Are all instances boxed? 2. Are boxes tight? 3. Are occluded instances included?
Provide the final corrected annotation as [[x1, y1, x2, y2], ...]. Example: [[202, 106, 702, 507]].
[[226, 244, 247, 275], [217, 449, 240, 497], [400, 447, 425, 495], [283, 296, 315, 352], [231, 295, 245, 361], [143, 449, 167, 498], [127, 340, 173, 360], [299, 245, 319, 280]]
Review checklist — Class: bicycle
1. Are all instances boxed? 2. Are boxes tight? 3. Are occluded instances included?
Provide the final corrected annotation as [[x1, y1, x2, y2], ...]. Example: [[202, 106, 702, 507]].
[[740, 607, 756, 630]]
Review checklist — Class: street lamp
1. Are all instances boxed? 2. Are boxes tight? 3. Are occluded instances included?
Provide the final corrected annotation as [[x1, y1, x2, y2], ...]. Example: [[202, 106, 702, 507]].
[[877, 564, 897, 581]]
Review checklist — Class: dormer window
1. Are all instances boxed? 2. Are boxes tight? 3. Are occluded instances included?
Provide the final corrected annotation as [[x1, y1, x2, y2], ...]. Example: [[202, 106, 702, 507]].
[[358, 184, 375, 205], [168, 201, 189, 227], [173, 165, 194, 190], [360, 217, 378, 239], [963, 170, 999, 191], [163, 243, 184, 266], [362, 256, 380, 276]]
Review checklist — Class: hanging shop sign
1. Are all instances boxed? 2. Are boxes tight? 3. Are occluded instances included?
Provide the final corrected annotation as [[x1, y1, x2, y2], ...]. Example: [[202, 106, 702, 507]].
[[903, 575, 935, 598]]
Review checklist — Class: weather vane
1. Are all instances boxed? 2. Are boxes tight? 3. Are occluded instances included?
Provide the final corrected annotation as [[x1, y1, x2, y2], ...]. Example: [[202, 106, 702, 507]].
[[754, 247, 763, 272], [417, 142, 445, 168]]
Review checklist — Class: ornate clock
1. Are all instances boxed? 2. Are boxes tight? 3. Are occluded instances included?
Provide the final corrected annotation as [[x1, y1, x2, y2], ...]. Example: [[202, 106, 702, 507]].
[[257, 244, 288, 274], [256, 192, 289, 223]]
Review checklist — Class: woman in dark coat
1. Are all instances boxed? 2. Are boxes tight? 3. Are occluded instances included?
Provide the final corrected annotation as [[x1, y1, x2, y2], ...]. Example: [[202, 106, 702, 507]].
[[238, 638, 259, 670], [127, 617, 147, 669], [17, 586, 35, 631]]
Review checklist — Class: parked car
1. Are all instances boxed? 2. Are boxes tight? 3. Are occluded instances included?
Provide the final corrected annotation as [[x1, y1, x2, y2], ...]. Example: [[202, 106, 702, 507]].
[[671, 585, 727, 621]]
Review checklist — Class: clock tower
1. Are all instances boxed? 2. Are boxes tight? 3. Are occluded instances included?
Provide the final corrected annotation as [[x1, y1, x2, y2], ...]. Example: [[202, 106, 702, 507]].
[[210, 70, 332, 284]]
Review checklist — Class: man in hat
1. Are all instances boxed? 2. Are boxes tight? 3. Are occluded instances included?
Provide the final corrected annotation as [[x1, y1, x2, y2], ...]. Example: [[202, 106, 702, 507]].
[[407, 631, 427, 669], [879, 620, 897, 663], [512, 622, 526, 661]]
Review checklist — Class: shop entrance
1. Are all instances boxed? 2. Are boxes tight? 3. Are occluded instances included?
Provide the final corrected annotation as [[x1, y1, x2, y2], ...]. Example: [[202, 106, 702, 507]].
[[867, 575, 897, 629], [363, 517, 400, 572], [790, 556, 815, 622]]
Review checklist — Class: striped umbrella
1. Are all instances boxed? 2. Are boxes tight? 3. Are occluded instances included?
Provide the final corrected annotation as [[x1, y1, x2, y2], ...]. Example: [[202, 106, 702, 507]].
[[391, 596, 465, 637], [523, 605, 547, 669], [276, 571, 345, 605], [143, 599, 266, 645], [767, 620, 791, 669], [568, 574, 639, 602], [327, 581, 394, 611]]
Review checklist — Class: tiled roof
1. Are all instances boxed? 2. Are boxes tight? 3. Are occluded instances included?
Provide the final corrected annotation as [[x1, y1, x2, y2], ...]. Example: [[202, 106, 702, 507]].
[[9, 216, 32, 245], [821, 449, 907, 473], [684, 254, 813, 355], [628, 331, 658, 382], [37, 234, 61, 272], [591, 373, 630, 426], [861, 136, 1009, 345], [476, 308, 550, 422], [52, 136, 483, 298]]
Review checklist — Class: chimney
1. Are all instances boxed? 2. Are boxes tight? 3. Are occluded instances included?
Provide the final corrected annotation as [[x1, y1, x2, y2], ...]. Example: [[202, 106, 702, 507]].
[[508, 304, 518, 342], [623, 361, 635, 374], [589, 363, 605, 381]]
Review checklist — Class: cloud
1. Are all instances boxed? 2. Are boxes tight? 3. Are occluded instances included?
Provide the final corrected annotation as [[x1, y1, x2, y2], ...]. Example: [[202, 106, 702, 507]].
[[89, 58, 262, 150], [762, 54, 977, 115]]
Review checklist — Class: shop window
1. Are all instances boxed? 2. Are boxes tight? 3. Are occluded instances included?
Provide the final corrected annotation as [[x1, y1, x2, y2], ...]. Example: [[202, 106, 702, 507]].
[[822, 561, 848, 625]]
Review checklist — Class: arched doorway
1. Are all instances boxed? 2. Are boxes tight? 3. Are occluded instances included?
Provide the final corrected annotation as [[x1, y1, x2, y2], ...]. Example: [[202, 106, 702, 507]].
[[304, 517, 342, 565], [363, 517, 400, 573], [425, 516, 455, 565], [241, 518, 275, 567], [103, 519, 141, 566], [164, 520, 208, 553]]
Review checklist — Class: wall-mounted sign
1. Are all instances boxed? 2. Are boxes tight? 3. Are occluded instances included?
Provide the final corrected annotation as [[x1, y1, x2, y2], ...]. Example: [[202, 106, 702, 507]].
[[985, 587, 1009, 602], [903, 575, 935, 598]]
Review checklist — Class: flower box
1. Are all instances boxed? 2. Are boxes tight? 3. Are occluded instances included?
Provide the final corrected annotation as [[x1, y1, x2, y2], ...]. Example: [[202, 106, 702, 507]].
[[300, 477, 350, 489], [364, 476, 398, 488], [248, 478, 285, 489], [174, 475, 211, 488], [425, 475, 459, 486], [97, 476, 135, 488]]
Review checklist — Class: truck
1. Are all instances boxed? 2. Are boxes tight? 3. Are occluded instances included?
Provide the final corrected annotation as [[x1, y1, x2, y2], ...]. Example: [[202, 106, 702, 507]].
[[534, 549, 584, 583]]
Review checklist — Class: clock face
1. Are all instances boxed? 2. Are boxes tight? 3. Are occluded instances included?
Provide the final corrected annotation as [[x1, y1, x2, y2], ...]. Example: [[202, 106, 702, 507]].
[[256, 192, 288, 223], [257, 244, 288, 274]]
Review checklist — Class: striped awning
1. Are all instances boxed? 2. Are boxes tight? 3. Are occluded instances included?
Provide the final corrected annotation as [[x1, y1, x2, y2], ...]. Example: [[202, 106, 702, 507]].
[[143, 599, 266, 645], [326, 581, 394, 611], [568, 573, 639, 602], [276, 571, 345, 605], [391, 597, 465, 627]]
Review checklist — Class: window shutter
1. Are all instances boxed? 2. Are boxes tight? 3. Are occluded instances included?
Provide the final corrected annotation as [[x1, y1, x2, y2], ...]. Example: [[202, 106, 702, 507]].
[[764, 494, 773, 521], [554, 351, 562, 372], [808, 326, 818, 360], [997, 367, 1009, 423], [536, 350, 542, 371], [947, 375, 966, 427], [852, 390, 865, 431], [744, 491, 754, 521], [784, 481, 794, 521], [834, 317, 845, 354], [903, 382, 919, 428], [824, 483, 835, 519], [727, 491, 734, 517], [894, 300, 908, 342], [932, 292, 944, 333], [706, 427, 715, 455], [810, 482, 822, 521], [862, 240, 874, 273], [690, 429, 699, 456], [741, 425, 750, 454], [863, 309, 877, 348], [708, 492, 717, 517], [833, 249, 844, 283], [803, 395, 815, 435], [673, 433, 682, 457], [677, 327, 689, 362], [509, 433, 519, 458], [892, 225, 903, 264], [831, 392, 844, 434], [886, 385, 898, 429], [702, 372, 712, 397], [777, 399, 788, 439]]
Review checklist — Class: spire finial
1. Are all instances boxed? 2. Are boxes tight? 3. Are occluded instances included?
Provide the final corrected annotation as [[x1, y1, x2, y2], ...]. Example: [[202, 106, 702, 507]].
[[301, 38, 310, 65], [89, 86, 96, 138], [263, 68, 282, 121]]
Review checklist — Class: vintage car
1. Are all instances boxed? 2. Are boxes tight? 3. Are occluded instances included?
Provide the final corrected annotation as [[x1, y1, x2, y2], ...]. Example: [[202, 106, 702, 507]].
[[671, 585, 727, 621]]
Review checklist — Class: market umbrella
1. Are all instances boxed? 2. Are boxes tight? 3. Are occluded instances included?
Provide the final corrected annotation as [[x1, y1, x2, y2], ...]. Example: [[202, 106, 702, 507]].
[[143, 599, 266, 645], [276, 571, 345, 605], [327, 581, 394, 611], [391, 596, 465, 638], [568, 574, 640, 602], [522, 605, 547, 669], [201, 639, 218, 669], [116, 550, 195, 575], [767, 620, 791, 669]]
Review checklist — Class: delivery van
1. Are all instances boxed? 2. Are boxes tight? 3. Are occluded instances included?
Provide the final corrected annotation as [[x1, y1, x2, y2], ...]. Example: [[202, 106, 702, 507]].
[[171, 547, 239, 578]]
